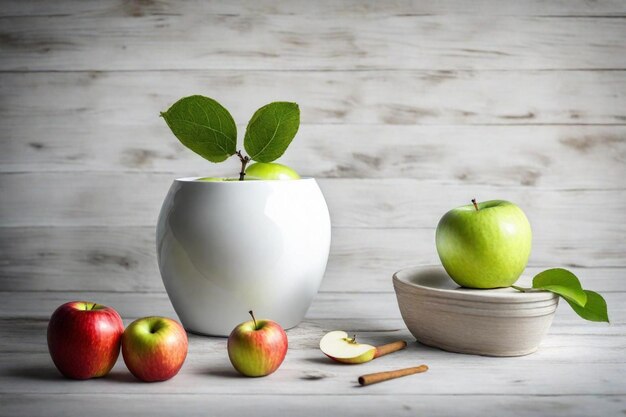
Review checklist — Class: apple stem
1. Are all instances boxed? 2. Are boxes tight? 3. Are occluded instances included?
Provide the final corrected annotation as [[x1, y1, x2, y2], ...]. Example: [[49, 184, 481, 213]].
[[236, 150, 251, 181], [471, 198, 479, 211], [248, 310, 258, 330]]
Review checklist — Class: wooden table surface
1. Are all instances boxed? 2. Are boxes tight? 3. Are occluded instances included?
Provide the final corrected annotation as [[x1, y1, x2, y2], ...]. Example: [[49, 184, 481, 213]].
[[1, 0, 625, 415], [1, 274, 625, 417]]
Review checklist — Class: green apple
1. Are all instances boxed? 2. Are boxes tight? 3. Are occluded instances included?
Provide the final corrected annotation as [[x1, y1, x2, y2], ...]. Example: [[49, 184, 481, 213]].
[[435, 199, 532, 289], [245, 162, 300, 180], [197, 177, 226, 182]]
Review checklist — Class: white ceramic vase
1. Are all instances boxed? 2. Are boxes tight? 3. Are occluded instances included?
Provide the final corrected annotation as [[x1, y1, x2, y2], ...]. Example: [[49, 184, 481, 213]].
[[156, 177, 331, 336]]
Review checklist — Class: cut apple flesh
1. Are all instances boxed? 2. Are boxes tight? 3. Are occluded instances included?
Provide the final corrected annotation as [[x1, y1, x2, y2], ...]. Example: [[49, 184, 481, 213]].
[[319, 330, 377, 364]]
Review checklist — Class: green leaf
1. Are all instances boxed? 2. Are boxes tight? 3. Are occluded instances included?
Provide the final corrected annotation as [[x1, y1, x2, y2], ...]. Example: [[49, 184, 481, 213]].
[[532, 268, 587, 307], [244, 102, 300, 162], [161, 95, 237, 163], [565, 290, 610, 323]]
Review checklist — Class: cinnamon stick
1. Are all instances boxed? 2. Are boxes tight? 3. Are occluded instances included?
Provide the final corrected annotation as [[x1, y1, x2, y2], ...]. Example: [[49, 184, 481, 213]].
[[373, 340, 407, 358], [358, 364, 429, 386]]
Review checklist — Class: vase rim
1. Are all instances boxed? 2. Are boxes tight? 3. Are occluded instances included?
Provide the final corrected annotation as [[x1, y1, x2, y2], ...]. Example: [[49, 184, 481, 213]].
[[175, 176, 316, 183]]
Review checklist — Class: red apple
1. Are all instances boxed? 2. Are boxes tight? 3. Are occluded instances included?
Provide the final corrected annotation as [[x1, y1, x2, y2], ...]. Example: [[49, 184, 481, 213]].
[[47, 301, 124, 380], [121, 316, 188, 382], [227, 311, 288, 377]]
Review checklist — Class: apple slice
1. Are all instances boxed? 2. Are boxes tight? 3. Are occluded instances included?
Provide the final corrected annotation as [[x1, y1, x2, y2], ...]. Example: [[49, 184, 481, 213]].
[[320, 331, 376, 364], [320, 331, 408, 364]]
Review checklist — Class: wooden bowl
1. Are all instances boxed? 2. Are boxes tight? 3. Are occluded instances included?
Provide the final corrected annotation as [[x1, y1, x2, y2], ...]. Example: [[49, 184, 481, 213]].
[[393, 265, 558, 356]]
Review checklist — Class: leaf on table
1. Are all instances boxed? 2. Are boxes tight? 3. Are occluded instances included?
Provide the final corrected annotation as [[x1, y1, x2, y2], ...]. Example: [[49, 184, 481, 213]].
[[532, 268, 587, 307], [565, 290, 610, 323], [244, 102, 300, 162], [161, 95, 237, 162]]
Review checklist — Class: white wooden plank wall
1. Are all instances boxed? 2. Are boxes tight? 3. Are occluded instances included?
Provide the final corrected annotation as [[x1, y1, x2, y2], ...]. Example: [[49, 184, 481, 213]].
[[0, 0, 624, 294], [0, 1, 625, 416]]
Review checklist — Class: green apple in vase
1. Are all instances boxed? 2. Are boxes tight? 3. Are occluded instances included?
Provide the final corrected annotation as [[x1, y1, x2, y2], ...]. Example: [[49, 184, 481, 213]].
[[246, 162, 301, 180], [198, 162, 300, 181], [196, 177, 228, 182], [161, 96, 301, 181], [436, 199, 609, 322], [47, 301, 124, 380], [227, 311, 288, 377]]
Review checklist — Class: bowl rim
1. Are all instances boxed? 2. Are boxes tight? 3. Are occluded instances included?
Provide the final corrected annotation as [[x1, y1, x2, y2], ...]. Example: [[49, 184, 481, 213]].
[[393, 265, 558, 304]]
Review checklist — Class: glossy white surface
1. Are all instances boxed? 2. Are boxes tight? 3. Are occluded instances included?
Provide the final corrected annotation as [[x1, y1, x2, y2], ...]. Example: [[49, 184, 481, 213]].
[[157, 178, 331, 336]]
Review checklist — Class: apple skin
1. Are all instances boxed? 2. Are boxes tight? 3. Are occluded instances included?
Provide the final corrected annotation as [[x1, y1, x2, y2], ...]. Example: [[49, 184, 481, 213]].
[[330, 349, 375, 364], [121, 316, 188, 382], [245, 162, 300, 180], [47, 301, 124, 380], [227, 317, 288, 377], [435, 200, 532, 289]]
